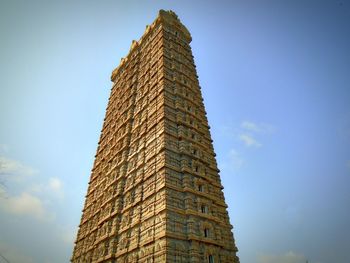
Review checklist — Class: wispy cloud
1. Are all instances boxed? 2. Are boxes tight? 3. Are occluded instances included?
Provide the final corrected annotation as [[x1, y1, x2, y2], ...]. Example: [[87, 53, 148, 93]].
[[31, 177, 64, 199], [239, 133, 262, 147], [218, 121, 275, 170], [48, 177, 63, 196], [0, 155, 62, 220], [258, 251, 306, 263], [237, 121, 275, 148], [0, 154, 70, 261], [241, 121, 275, 134], [241, 121, 261, 132], [0, 156, 37, 182], [0, 155, 37, 199], [0, 192, 53, 221], [219, 149, 244, 173], [229, 149, 244, 170]]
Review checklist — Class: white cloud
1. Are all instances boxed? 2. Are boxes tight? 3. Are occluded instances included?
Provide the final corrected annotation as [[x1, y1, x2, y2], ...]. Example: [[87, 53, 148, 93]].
[[0, 156, 37, 182], [0, 154, 65, 199], [49, 177, 62, 192], [258, 251, 306, 263], [232, 121, 275, 147], [241, 121, 275, 133], [241, 121, 261, 132], [239, 133, 262, 147], [0, 155, 63, 222], [0, 192, 49, 220], [0, 241, 35, 263], [48, 177, 64, 199], [219, 121, 275, 147], [219, 149, 244, 173], [229, 149, 244, 170], [30, 177, 64, 199]]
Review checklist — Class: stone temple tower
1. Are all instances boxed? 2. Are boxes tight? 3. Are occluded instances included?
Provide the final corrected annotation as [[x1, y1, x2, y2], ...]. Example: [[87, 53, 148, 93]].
[[71, 10, 239, 263]]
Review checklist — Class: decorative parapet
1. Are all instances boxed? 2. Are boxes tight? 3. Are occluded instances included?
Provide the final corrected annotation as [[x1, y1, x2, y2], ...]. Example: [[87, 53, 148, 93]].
[[111, 10, 191, 81]]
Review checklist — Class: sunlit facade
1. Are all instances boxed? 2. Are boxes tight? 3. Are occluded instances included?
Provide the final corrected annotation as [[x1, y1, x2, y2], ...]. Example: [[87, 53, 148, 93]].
[[71, 10, 239, 263]]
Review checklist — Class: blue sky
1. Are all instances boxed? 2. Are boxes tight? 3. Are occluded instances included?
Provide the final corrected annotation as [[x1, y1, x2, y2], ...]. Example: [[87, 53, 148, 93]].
[[0, 1, 349, 262]]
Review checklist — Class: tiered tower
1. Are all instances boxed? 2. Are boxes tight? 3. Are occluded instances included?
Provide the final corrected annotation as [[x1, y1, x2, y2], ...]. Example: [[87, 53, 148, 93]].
[[72, 10, 239, 263]]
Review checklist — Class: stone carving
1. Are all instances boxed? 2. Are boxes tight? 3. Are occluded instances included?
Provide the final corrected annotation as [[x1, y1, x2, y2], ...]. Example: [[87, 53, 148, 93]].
[[71, 10, 239, 263]]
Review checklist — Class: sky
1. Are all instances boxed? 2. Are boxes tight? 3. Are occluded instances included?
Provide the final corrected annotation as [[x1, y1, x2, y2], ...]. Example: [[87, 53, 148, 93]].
[[0, 0, 349, 262]]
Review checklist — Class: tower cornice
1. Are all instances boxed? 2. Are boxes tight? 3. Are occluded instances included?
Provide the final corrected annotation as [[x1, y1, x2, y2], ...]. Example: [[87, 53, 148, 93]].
[[111, 10, 191, 82]]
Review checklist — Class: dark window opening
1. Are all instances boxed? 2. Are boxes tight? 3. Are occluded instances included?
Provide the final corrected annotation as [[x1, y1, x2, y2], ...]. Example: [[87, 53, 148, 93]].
[[201, 205, 208, 213], [204, 228, 209, 237]]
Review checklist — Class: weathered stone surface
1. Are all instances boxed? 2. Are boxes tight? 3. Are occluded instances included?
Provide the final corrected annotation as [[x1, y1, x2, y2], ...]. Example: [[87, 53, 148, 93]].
[[71, 10, 239, 263]]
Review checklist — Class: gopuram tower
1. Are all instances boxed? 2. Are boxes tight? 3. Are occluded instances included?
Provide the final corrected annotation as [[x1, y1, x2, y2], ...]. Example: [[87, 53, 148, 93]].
[[72, 10, 239, 263]]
